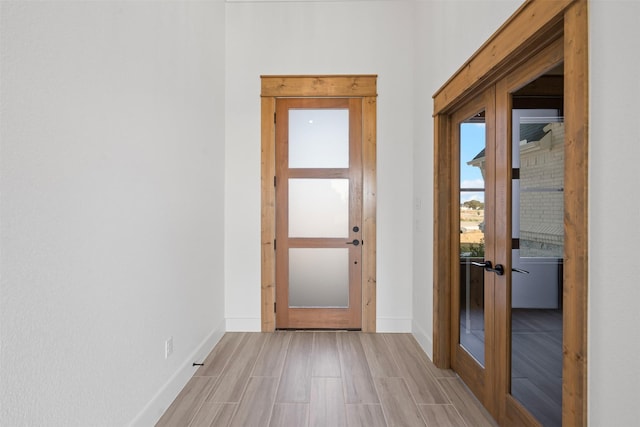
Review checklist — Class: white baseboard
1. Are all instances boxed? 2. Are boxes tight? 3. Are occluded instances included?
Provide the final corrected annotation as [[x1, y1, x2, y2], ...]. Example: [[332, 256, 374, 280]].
[[376, 317, 412, 332], [129, 321, 225, 427], [411, 320, 433, 360], [226, 317, 261, 332]]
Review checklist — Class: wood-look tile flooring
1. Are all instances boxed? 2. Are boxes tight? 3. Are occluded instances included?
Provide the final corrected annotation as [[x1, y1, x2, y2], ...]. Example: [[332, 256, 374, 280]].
[[156, 332, 497, 427]]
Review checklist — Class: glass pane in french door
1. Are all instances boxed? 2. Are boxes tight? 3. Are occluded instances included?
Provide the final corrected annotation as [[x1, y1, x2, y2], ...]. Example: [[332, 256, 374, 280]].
[[459, 110, 487, 366], [511, 108, 564, 426]]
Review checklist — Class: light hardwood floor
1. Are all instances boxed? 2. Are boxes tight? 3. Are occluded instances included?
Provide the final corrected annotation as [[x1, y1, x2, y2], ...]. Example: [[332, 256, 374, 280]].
[[156, 332, 497, 427]]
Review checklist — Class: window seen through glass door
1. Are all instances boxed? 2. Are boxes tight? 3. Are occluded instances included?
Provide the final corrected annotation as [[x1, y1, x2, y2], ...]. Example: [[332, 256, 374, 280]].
[[459, 111, 486, 366]]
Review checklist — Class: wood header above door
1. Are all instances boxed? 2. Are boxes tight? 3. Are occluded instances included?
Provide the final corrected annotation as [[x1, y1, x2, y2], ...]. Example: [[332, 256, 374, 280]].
[[261, 75, 377, 98], [432, 0, 571, 115]]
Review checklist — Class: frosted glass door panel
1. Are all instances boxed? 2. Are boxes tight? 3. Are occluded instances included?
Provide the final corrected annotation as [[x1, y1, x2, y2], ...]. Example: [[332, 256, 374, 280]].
[[289, 248, 349, 308], [289, 109, 349, 168], [289, 179, 349, 238]]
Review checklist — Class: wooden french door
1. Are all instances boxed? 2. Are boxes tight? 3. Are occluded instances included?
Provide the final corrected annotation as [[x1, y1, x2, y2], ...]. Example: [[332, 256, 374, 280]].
[[274, 97, 363, 329], [451, 39, 566, 426], [497, 39, 565, 427]]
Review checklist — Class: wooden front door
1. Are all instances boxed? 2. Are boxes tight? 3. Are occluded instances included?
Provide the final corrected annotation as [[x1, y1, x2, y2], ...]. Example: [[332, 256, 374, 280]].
[[274, 97, 363, 329]]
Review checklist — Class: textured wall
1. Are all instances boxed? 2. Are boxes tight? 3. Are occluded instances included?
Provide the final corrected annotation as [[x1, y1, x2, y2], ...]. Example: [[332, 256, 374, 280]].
[[0, 2, 226, 425], [589, 1, 640, 424]]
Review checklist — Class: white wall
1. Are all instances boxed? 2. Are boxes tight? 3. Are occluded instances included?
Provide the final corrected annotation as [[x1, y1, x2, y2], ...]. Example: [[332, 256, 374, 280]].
[[589, 1, 640, 424], [225, 0, 416, 331], [0, 2, 226, 426]]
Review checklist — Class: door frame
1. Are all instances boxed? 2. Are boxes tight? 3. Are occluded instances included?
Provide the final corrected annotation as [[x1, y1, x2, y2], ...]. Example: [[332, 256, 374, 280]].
[[261, 75, 378, 332], [432, 1, 588, 426]]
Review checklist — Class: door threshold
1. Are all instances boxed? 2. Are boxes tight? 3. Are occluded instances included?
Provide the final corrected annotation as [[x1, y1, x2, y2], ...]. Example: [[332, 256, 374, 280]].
[[275, 328, 361, 332]]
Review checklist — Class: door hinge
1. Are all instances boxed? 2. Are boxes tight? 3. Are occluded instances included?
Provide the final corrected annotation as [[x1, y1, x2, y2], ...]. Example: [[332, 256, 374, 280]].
[[512, 168, 520, 179], [274, 112, 276, 124], [274, 302, 276, 313], [274, 239, 276, 250], [274, 176, 276, 187]]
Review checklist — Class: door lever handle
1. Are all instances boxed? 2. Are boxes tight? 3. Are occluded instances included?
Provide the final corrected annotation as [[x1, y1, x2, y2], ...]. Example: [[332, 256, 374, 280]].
[[346, 239, 360, 246], [471, 260, 504, 276], [471, 261, 489, 268]]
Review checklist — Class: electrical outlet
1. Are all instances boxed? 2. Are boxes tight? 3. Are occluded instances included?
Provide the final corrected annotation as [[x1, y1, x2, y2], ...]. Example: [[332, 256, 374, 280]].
[[165, 337, 173, 359]]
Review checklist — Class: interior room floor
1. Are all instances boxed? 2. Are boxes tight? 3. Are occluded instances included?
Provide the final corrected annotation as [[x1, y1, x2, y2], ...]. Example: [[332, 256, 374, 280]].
[[511, 308, 562, 426], [156, 331, 497, 427], [460, 308, 562, 426]]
